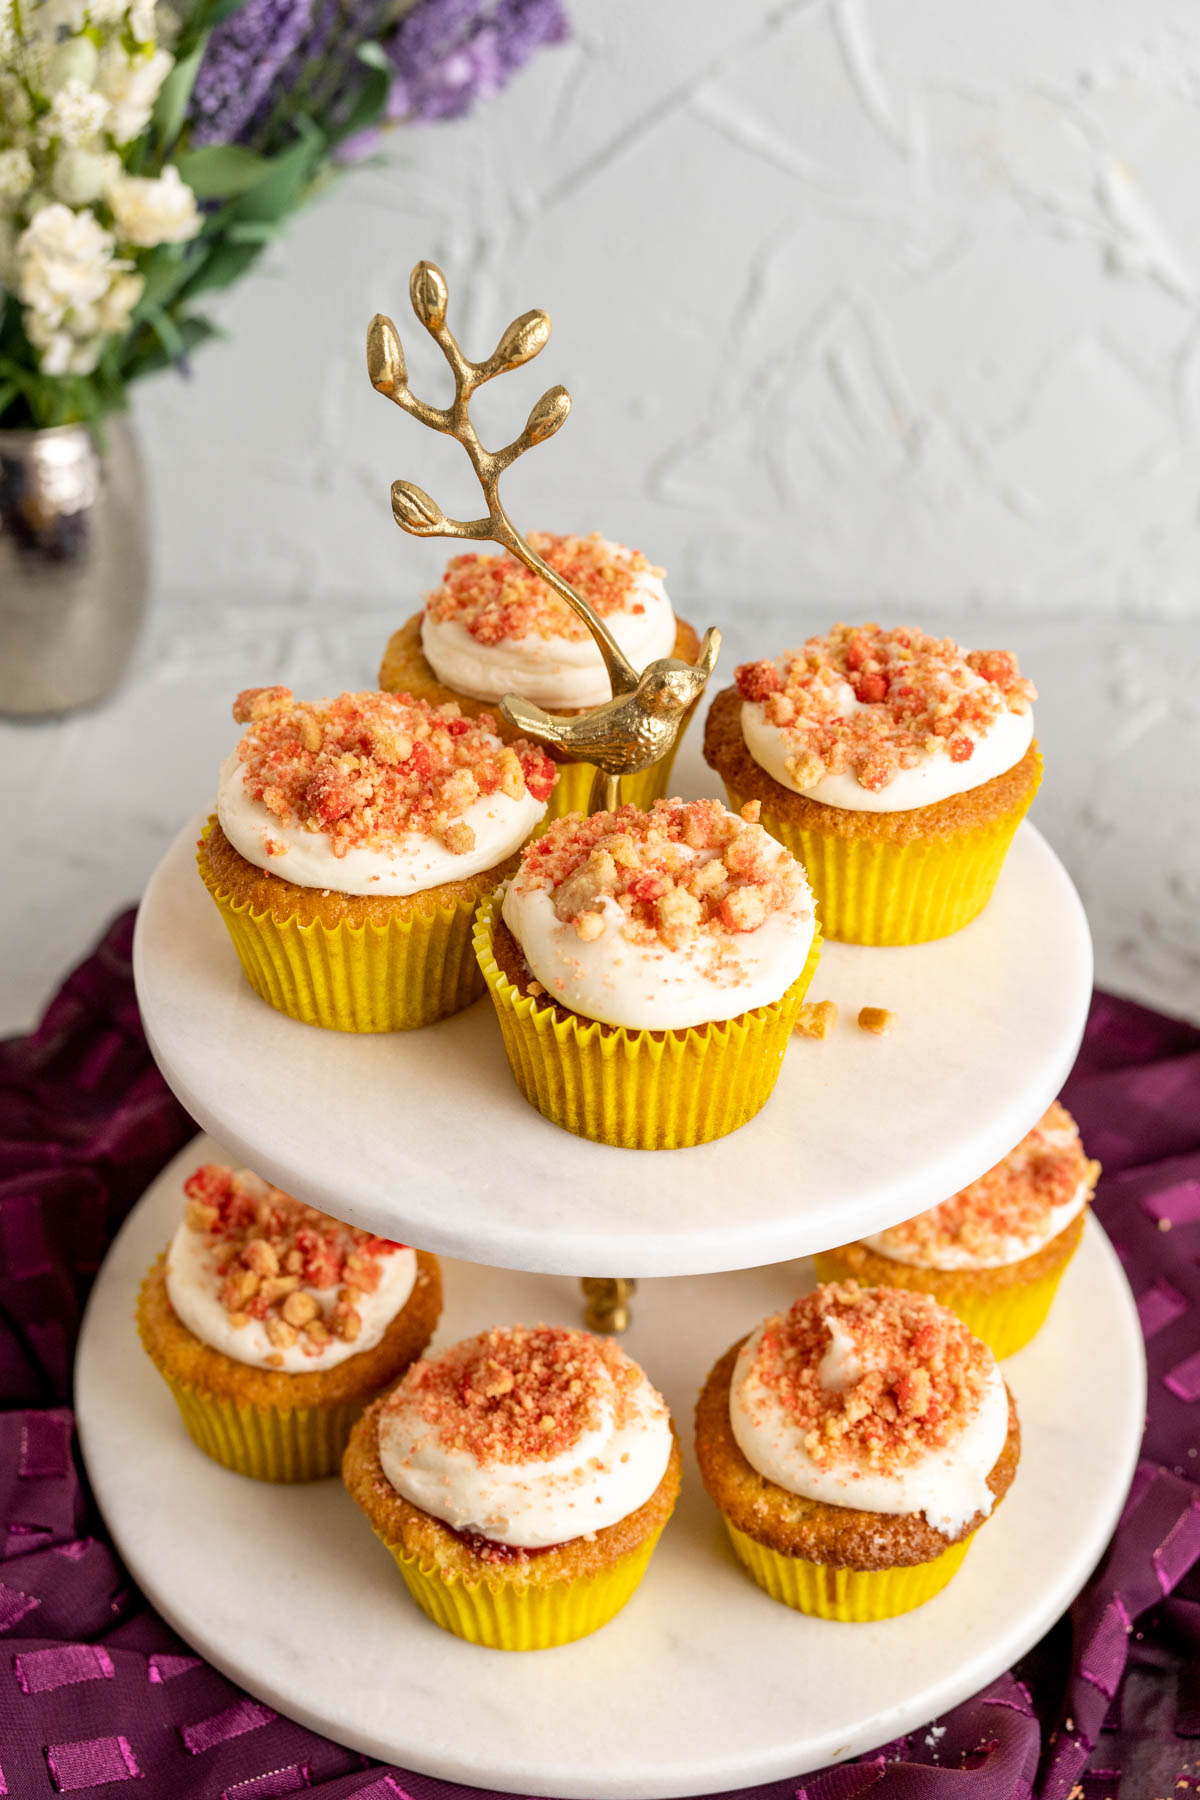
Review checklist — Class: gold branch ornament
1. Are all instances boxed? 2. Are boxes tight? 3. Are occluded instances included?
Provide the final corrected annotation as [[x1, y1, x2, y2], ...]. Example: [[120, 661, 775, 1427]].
[[368, 261, 721, 813]]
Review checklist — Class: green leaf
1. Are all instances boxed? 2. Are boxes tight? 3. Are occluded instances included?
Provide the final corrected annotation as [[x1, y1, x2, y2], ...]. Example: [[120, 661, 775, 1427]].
[[153, 34, 207, 150], [175, 237, 265, 300], [356, 40, 391, 72], [325, 42, 392, 147], [123, 312, 224, 381], [133, 241, 208, 315], [224, 126, 325, 224], [144, 304, 186, 361], [0, 382, 20, 421], [174, 144, 273, 200], [205, 0, 252, 24], [223, 219, 282, 244]]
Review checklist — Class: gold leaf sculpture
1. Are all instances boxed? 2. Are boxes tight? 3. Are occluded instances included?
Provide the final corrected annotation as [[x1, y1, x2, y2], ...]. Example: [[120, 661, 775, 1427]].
[[368, 260, 721, 812]]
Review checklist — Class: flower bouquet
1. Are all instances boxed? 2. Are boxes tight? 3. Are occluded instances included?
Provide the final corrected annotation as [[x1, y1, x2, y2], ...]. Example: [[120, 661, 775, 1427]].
[[0, 0, 568, 428]]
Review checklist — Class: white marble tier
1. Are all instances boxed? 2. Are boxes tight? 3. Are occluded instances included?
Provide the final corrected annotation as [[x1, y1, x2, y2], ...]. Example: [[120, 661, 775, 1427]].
[[132, 761, 1092, 1274], [76, 1137, 1145, 1800]]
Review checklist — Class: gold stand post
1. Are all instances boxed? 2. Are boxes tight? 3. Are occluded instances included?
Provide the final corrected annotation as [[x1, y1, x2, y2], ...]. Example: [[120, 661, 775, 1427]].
[[581, 1277, 638, 1334], [371, 268, 723, 1350]]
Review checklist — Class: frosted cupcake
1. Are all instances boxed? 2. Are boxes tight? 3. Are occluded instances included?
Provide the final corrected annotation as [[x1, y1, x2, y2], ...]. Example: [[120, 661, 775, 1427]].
[[703, 624, 1041, 943], [343, 1323, 682, 1649], [816, 1103, 1099, 1359], [473, 796, 822, 1149], [137, 1163, 441, 1481], [197, 685, 556, 1031], [695, 1282, 1019, 1620], [379, 532, 703, 819]]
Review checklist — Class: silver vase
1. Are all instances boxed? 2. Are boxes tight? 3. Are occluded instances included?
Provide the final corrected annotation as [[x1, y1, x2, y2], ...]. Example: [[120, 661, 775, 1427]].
[[0, 416, 149, 716]]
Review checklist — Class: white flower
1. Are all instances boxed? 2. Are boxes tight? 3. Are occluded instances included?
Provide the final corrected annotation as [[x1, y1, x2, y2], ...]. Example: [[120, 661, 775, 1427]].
[[18, 0, 88, 51], [0, 73, 34, 135], [94, 41, 173, 146], [52, 145, 120, 205], [16, 202, 115, 327], [39, 76, 110, 148], [74, 267, 144, 334], [108, 164, 198, 248], [155, 2, 181, 48], [0, 145, 33, 205], [44, 35, 100, 94], [25, 309, 101, 374], [128, 0, 156, 40]]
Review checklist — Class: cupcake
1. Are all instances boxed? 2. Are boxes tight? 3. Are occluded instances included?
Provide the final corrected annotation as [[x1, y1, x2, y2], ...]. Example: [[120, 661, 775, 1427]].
[[473, 796, 822, 1150], [197, 685, 556, 1032], [137, 1163, 441, 1481], [379, 532, 703, 820], [343, 1323, 681, 1649], [815, 1102, 1099, 1359], [703, 624, 1041, 944], [695, 1282, 1019, 1621]]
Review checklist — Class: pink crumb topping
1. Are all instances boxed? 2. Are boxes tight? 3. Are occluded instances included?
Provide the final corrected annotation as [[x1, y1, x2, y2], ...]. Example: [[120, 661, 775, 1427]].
[[874, 1102, 1100, 1263], [425, 532, 661, 645], [513, 796, 808, 950], [230, 687, 556, 858], [387, 1325, 646, 1465], [746, 1283, 994, 1474], [735, 624, 1036, 794], [181, 1163, 405, 1356]]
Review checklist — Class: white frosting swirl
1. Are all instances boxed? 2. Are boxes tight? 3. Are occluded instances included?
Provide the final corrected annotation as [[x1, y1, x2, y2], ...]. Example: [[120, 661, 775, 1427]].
[[216, 757, 545, 897], [862, 1175, 1092, 1271], [730, 1322, 1009, 1538], [500, 852, 815, 1032], [421, 545, 677, 709], [741, 691, 1034, 813], [165, 1217, 417, 1375], [378, 1362, 672, 1549]]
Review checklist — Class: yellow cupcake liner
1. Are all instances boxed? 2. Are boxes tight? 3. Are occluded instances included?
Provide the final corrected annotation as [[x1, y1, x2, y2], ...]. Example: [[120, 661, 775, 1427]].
[[198, 825, 485, 1032], [724, 1519, 973, 1620], [813, 1246, 1076, 1361], [473, 898, 822, 1150], [375, 1526, 665, 1649], [720, 752, 1042, 945], [540, 727, 693, 828], [154, 1369, 361, 1481]]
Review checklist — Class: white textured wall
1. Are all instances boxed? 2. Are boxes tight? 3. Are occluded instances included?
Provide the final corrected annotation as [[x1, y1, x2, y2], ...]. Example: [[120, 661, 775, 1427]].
[[137, 0, 1200, 618]]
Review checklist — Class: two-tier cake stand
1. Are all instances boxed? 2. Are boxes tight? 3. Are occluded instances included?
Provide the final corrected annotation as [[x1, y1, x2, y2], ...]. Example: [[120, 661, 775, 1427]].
[[75, 267, 1144, 1799], [74, 726, 1143, 1799]]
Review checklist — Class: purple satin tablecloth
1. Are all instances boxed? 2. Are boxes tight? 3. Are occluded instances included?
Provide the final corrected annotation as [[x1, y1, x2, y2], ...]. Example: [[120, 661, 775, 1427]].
[[2, 913, 1199, 1800]]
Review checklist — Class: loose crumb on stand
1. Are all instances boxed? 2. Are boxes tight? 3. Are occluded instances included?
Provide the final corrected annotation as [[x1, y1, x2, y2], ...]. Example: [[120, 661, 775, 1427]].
[[795, 1000, 839, 1038]]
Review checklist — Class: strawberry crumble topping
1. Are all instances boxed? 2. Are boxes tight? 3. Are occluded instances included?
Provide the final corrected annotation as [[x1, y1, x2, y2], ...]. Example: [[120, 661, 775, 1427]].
[[513, 797, 810, 951], [873, 1103, 1099, 1265], [181, 1164, 405, 1356], [425, 533, 663, 645], [386, 1325, 642, 1464], [744, 1283, 993, 1475], [735, 625, 1036, 794], [230, 688, 555, 857]]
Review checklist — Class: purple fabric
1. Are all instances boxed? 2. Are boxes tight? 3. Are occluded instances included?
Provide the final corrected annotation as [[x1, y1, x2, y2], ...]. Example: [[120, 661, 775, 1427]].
[[2, 916, 1200, 1799]]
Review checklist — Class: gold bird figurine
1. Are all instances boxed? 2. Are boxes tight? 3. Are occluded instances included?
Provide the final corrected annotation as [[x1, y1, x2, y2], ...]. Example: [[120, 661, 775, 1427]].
[[500, 630, 721, 789], [369, 262, 722, 816]]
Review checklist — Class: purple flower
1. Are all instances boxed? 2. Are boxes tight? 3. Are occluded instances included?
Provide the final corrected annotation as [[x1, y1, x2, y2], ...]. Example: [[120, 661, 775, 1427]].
[[386, 0, 568, 125], [189, 0, 317, 145], [189, 0, 568, 152]]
